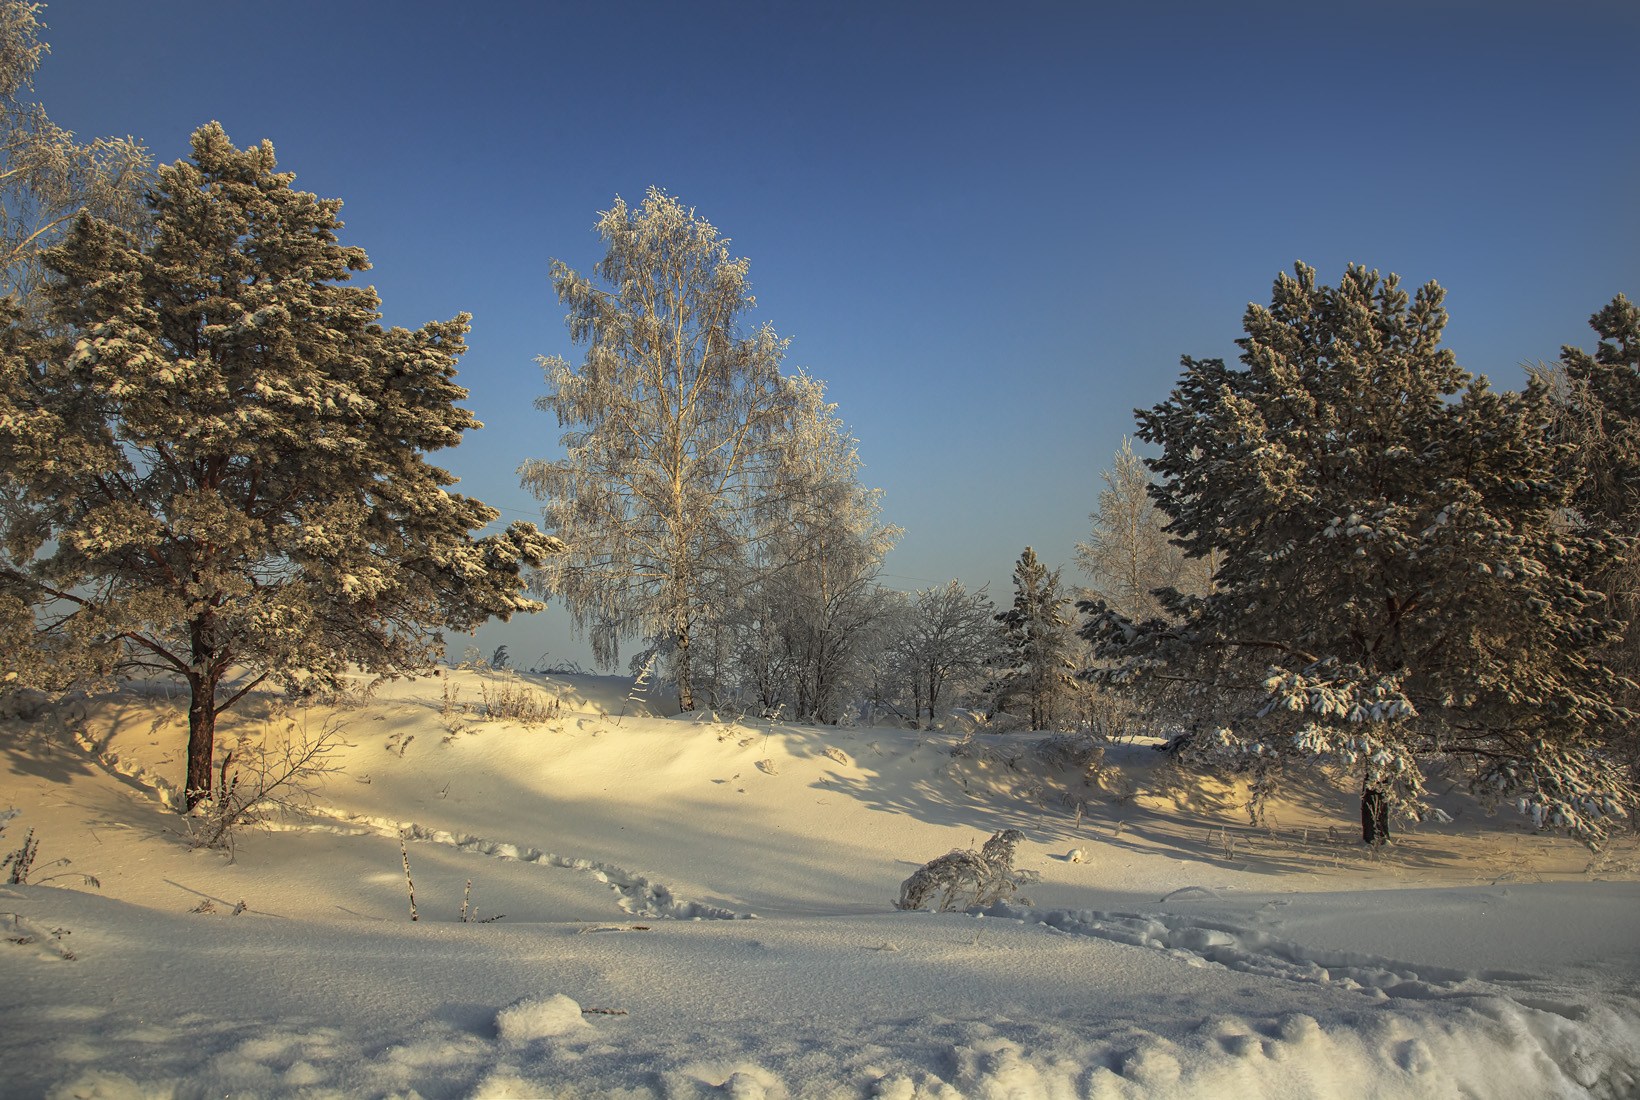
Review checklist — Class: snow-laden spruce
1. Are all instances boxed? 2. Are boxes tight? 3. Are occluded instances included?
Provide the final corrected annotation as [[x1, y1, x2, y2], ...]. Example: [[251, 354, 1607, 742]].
[[1083, 262, 1636, 845], [1535, 294, 1640, 774], [991, 547, 1080, 732]]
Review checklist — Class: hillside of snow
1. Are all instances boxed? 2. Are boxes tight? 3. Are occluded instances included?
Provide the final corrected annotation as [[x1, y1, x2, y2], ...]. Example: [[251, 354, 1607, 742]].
[[2, 668, 1637, 1099]]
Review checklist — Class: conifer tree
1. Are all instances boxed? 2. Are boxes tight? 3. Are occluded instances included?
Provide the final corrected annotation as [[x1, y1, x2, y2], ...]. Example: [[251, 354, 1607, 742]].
[[1544, 294, 1640, 763], [993, 547, 1078, 731], [0, 124, 559, 807], [1557, 294, 1640, 536], [1085, 263, 1634, 844]]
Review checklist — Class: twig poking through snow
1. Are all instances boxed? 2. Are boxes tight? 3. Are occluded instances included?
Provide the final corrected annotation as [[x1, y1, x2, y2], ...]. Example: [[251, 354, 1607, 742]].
[[399, 831, 418, 921]]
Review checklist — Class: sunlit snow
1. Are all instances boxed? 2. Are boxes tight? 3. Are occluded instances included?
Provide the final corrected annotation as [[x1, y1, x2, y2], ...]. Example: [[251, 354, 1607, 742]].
[[1, 668, 1636, 1098]]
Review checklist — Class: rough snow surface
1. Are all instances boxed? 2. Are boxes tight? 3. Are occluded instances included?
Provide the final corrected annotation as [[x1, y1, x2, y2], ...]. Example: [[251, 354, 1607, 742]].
[[1, 669, 1637, 1098]]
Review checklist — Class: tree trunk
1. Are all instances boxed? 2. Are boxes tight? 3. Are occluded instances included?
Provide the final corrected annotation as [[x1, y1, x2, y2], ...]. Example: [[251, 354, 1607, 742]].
[[1361, 785, 1391, 845], [676, 626, 694, 712], [184, 671, 218, 811]]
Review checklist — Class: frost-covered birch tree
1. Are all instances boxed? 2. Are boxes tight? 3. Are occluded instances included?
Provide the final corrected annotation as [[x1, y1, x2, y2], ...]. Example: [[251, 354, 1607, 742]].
[[731, 372, 899, 721], [1085, 263, 1634, 844], [0, 124, 559, 808], [0, 2, 149, 320], [1075, 437, 1213, 621], [878, 580, 997, 726], [520, 189, 795, 712]]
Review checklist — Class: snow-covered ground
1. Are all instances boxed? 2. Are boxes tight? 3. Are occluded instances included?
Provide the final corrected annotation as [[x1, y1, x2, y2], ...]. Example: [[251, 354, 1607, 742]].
[[2, 669, 1637, 1099]]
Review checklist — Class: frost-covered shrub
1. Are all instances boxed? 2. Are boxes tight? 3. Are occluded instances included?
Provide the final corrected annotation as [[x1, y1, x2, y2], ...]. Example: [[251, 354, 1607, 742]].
[[1, 808, 35, 883], [896, 829, 1030, 911], [188, 723, 342, 853], [1031, 734, 1104, 772], [478, 676, 560, 725]]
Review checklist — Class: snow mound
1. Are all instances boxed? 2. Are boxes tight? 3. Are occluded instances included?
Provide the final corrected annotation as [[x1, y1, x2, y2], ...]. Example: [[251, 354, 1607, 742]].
[[495, 994, 590, 1042]]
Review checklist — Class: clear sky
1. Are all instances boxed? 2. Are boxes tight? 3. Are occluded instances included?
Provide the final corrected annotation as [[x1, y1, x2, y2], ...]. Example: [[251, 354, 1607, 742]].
[[34, 0, 1639, 671]]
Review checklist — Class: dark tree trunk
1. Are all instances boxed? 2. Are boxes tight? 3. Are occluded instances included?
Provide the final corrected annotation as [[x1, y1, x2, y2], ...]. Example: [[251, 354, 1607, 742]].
[[184, 671, 218, 811], [1361, 785, 1391, 845]]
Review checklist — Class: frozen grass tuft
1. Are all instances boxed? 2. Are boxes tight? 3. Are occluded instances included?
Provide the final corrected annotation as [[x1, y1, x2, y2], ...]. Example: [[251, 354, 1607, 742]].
[[896, 829, 1031, 911]]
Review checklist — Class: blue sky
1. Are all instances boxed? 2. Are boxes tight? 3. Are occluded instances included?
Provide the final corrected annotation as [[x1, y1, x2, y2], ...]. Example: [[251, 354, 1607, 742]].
[[36, 1, 1639, 670]]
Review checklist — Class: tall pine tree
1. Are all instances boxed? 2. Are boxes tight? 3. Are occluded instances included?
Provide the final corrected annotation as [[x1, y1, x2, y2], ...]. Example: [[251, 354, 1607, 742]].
[[1546, 294, 1640, 767], [0, 124, 559, 807], [1085, 263, 1634, 844]]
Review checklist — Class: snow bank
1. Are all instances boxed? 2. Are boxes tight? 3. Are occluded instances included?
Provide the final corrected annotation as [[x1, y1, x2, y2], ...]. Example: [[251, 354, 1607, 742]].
[[2, 675, 1635, 1099]]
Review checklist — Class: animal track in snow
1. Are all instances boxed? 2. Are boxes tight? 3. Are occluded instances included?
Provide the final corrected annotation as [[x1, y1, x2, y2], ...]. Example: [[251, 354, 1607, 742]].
[[982, 902, 1486, 1000], [299, 807, 752, 922]]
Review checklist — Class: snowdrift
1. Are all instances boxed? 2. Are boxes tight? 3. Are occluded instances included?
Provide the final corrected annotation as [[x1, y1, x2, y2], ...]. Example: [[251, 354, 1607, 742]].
[[2, 668, 1636, 1098]]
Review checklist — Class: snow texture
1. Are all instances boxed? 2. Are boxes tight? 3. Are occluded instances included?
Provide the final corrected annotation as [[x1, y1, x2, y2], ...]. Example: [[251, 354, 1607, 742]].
[[1, 668, 1636, 1098]]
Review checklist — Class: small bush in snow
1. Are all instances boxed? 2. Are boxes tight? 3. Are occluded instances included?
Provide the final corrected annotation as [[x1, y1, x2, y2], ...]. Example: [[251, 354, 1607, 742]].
[[0, 810, 95, 887], [188, 722, 342, 854], [896, 829, 1029, 911], [1032, 733, 1104, 772]]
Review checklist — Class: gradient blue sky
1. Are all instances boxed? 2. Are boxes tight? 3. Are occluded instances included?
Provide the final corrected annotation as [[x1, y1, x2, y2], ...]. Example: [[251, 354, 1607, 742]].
[[36, 1, 1639, 670]]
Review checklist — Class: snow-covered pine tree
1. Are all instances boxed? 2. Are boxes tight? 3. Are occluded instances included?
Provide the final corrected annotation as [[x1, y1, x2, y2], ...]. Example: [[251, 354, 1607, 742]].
[[992, 547, 1079, 731], [1084, 263, 1635, 844], [1556, 295, 1640, 538], [1543, 294, 1640, 765], [0, 124, 560, 808], [520, 189, 794, 712]]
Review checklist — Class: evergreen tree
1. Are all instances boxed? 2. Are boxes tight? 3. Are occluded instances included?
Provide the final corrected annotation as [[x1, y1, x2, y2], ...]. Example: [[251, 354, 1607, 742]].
[[1557, 294, 1640, 536], [1085, 263, 1634, 844], [993, 547, 1078, 731], [520, 189, 794, 711], [0, 124, 558, 807], [1542, 294, 1640, 764]]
